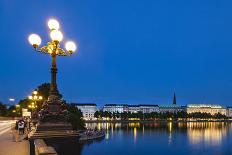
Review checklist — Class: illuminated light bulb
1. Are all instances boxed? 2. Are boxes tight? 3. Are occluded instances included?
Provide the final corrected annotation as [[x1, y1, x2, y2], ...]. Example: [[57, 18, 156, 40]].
[[65, 41, 77, 53], [48, 19, 60, 30], [28, 34, 41, 48], [34, 96, 38, 100], [39, 96, 43, 100], [33, 91, 38, 95], [28, 96, 33, 100], [50, 30, 63, 42]]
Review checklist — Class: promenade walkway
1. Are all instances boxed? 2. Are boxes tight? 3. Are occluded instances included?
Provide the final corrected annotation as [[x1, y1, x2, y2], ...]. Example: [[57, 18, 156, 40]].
[[0, 121, 29, 155]]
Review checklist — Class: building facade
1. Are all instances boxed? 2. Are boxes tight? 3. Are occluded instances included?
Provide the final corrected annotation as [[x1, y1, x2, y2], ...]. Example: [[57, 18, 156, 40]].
[[226, 107, 232, 117], [103, 104, 128, 113], [138, 104, 160, 113], [159, 93, 186, 113], [128, 105, 140, 113], [187, 104, 227, 116], [159, 105, 186, 113], [75, 103, 97, 120], [103, 104, 160, 113]]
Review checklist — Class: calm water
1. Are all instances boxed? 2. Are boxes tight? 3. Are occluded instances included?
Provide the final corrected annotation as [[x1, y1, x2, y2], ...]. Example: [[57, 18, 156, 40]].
[[78, 122, 232, 155]]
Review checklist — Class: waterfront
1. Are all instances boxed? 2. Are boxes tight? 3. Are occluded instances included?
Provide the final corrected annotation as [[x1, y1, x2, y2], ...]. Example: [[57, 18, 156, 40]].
[[78, 122, 232, 155]]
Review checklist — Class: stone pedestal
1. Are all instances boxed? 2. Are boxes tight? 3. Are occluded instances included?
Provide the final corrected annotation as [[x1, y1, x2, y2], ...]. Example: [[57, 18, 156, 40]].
[[38, 96, 69, 122], [29, 122, 79, 155], [29, 135, 80, 155], [29, 98, 79, 155]]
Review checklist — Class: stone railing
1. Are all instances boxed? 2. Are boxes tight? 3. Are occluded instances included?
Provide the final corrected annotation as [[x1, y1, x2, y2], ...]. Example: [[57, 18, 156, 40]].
[[34, 139, 58, 155]]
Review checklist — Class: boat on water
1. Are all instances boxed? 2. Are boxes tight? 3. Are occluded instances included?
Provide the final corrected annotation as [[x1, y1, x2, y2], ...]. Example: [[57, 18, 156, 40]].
[[79, 130, 105, 141]]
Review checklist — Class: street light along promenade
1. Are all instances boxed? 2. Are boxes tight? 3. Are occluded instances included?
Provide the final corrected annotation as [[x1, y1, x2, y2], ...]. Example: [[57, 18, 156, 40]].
[[28, 18, 77, 121]]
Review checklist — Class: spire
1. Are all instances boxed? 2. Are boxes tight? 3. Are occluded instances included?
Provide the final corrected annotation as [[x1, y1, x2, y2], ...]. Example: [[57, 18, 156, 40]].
[[173, 92, 176, 105]]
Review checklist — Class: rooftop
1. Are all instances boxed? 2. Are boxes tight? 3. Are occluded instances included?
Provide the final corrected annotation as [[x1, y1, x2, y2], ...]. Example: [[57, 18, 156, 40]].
[[138, 104, 159, 107], [72, 103, 97, 106], [187, 104, 224, 108], [104, 104, 128, 106]]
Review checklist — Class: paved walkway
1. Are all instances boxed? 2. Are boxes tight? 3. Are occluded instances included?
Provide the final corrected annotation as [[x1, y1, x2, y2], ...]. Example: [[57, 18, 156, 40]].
[[0, 126, 29, 155], [0, 120, 15, 135]]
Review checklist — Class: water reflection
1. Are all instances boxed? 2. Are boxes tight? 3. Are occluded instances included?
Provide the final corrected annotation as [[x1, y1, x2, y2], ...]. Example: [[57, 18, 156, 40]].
[[168, 122, 172, 145], [134, 127, 137, 143], [85, 121, 231, 146], [187, 122, 227, 146]]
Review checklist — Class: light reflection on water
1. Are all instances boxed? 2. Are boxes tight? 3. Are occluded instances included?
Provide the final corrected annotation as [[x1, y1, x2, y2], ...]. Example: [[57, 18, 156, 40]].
[[187, 122, 227, 146], [83, 122, 232, 155]]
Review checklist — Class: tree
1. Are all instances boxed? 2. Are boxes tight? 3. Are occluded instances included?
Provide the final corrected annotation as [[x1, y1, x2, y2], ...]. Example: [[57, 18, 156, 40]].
[[67, 104, 85, 130], [7, 105, 17, 117], [17, 83, 63, 112], [18, 99, 30, 109], [213, 113, 226, 119], [37, 83, 62, 100], [0, 102, 7, 116], [94, 111, 100, 118]]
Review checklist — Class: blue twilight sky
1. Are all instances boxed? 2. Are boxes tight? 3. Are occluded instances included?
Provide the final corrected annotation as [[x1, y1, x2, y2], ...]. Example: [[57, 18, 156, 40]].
[[1, 0, 232, 106]]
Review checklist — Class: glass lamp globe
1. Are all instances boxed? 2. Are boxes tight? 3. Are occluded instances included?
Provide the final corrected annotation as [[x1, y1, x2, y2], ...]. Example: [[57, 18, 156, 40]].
[[65, 41, 77, 53], [28, 34, 41, 47], [33, 91, 38, 95], [50, 30, 63, 42], [39, 96, 43, 100], [48, 19, 60, 30], [28, 96, 33, 100]]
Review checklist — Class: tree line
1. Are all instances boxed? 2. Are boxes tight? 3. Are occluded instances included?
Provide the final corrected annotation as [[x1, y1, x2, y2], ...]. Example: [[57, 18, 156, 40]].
[[0, 102, 17, 117], [0, 83, 85, 130], [94, 110, 227, 120]]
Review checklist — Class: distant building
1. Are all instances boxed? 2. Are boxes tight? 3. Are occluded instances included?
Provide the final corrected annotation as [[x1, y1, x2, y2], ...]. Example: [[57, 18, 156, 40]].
[[159, 92, 186, 113], [103, 104, 128, 113], [128, 105, 140, 113], [103, 104, 160, 113], [159, 105, 186, 113], [75, 103, 97, 120], [187, 104, 227, 116], [138, 104, 160, 113], [227, 107, 232, 117]]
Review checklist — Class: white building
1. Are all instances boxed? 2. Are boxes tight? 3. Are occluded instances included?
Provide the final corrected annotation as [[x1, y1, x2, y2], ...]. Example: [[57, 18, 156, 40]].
[[138, 104, 160, 113], [227, 107, 232, 117], [75, 103, 97, 120], [103, 104, 160, 114], [187, 104, 227, 116], [128, 105, 140, 113], [103, 104, 128, 113]]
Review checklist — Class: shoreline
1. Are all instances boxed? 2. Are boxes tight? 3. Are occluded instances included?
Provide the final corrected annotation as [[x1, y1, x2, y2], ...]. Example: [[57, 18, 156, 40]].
[[85, 119, 232, 123]]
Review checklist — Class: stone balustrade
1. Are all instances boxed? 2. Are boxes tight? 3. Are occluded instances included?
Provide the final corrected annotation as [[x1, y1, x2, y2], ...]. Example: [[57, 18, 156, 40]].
[[34, 139, 57, 155]]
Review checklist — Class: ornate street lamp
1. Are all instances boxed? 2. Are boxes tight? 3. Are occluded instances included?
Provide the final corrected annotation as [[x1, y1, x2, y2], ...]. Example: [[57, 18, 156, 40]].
[[28, 90, 43, 108], [28, 19, 77, 121], [28, 90, 42, 118]]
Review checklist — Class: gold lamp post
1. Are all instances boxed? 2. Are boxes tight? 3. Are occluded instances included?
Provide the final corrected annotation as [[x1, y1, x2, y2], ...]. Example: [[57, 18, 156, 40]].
[[28, 19, 77, 100], [28, 19, 77, 120]]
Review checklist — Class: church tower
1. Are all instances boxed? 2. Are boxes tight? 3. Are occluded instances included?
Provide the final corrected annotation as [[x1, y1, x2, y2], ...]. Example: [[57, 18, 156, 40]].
[[173, 92, 176, 105]]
